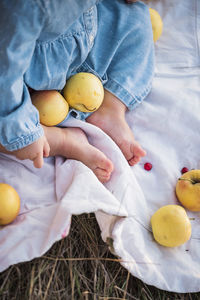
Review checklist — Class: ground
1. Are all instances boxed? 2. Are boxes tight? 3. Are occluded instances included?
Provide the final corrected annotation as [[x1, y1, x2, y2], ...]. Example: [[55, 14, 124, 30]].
[[0, 214, 199, 300]]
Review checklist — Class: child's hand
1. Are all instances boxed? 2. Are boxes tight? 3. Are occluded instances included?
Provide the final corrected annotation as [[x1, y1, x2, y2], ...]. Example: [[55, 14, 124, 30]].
[[13, 135, 50, 168]]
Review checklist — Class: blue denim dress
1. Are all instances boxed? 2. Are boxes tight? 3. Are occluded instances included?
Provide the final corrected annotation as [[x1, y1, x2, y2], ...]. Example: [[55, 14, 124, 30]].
[[0, 0, 154, 151]]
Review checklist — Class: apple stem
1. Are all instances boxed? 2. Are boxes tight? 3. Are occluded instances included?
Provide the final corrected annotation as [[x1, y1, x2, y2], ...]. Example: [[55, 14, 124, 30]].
[[178, 178, 196, 184]]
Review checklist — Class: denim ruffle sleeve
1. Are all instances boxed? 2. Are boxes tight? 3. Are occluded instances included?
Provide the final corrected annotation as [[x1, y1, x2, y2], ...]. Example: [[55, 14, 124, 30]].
[[0, 0, 46, 151]]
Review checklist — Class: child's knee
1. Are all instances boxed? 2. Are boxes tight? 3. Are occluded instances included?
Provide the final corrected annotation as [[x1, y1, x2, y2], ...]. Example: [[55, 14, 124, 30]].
[[125, 2, 153, 49], [128, 2, 152, 34]]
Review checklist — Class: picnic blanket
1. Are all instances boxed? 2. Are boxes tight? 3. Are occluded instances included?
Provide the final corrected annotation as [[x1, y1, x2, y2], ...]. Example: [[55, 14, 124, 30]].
[[1, 0, 200, 293]]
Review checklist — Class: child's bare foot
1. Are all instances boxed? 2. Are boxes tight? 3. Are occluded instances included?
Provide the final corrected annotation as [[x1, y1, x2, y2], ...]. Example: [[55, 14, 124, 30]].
[[86, 90, 146, 166], [43, 126, 114, 183]]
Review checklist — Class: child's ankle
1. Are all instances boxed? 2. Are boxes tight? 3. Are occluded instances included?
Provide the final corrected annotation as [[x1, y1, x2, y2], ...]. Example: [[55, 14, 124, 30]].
[[103, 90, 127, 115]]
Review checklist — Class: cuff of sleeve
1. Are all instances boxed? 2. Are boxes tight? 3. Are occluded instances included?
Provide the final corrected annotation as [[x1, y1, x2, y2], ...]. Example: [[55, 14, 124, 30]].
[[4, 125, 44, 151], [104, 77, 152, 110]]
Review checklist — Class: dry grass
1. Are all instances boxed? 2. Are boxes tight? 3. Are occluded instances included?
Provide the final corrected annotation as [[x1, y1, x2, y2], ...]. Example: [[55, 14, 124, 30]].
[[0, 214, 200, 300]]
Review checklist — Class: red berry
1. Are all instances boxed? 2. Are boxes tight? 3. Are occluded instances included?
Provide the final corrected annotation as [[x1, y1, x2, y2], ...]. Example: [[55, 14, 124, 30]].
[[181, 167, 189, 174], [144, 162, 152, 171]]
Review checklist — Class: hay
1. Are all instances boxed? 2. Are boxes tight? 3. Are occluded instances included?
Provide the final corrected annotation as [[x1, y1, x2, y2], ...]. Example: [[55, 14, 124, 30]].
[[0, 214, 199, 299]]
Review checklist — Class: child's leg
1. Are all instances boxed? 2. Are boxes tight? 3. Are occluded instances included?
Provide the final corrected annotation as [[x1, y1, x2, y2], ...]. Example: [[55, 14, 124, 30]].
[[42, 126, 113, 183], [79, 0, 154, 165], [0, 126, 113, 183], [87, 90, 146, 166]]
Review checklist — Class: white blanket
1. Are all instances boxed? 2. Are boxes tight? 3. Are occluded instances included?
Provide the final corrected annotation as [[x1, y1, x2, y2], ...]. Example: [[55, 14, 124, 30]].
[[0, 0, 200, 293]]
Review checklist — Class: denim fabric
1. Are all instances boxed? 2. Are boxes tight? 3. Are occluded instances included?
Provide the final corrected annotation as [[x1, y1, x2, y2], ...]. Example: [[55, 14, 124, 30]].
[[0, 0, 154, 151]]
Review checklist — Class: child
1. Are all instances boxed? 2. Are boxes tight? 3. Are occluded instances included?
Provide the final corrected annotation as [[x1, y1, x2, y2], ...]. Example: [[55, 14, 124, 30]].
[[0, 0, 154, 183]]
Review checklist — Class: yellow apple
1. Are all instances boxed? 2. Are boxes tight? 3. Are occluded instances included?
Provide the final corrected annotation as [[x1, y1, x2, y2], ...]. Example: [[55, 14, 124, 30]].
[[0, 183, 20, 225], [176, 169, 200, 211], [63, 72, 104, 112], [151, 205, 191, 247], [32, 90, 69, 126], [149, 8, 163, 42]]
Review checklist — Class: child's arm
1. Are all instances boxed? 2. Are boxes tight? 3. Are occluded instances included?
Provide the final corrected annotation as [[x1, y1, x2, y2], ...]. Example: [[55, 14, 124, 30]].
[[0, 0, 47, 165]]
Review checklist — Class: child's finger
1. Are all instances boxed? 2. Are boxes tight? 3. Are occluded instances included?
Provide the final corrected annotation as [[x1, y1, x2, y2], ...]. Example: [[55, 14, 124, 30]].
[[33, 152, 43, 168], [43, 141, 50, 157]]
